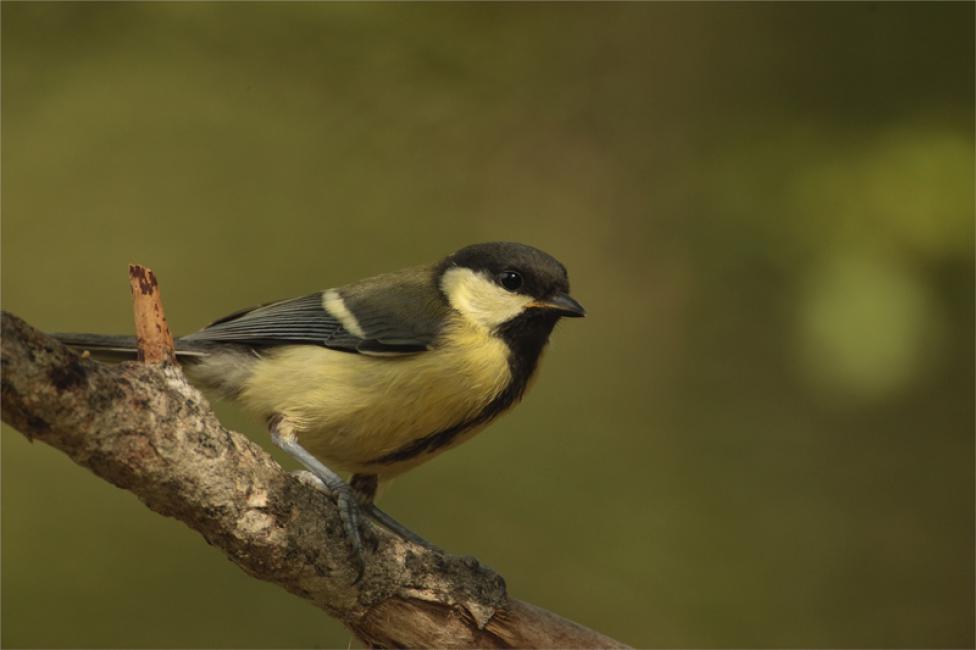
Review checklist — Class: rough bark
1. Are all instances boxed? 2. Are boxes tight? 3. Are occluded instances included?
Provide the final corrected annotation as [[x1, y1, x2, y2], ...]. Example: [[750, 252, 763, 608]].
[[0, 308, 627, 649]]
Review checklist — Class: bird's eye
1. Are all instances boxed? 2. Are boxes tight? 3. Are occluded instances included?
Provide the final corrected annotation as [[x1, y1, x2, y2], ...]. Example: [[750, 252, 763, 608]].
[[497, 271, 523, 292]]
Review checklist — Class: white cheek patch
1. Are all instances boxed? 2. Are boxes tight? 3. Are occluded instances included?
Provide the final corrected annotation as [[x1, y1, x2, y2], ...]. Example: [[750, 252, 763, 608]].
[[440, 267, 533, 331], [322, 289, 366, 338]]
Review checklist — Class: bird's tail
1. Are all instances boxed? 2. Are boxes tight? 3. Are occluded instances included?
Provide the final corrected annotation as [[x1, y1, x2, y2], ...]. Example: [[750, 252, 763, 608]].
[[51, 333, 209, 361]]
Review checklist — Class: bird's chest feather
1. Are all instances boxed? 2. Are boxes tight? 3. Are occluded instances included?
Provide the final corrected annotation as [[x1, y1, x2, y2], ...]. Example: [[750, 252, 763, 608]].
[[238, 317, 514, 473]]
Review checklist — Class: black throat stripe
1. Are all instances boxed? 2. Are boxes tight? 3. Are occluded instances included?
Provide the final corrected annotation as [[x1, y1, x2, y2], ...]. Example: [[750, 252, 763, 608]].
[[366, 311, 560, 466]]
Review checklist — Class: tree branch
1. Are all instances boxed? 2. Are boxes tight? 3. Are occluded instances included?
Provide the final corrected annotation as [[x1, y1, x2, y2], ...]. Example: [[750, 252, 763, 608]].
[[0, 306, 626, 649]]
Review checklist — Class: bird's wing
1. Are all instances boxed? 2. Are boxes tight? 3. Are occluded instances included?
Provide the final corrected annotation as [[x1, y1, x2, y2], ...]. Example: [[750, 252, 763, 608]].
[[180, 282, 444, 355]]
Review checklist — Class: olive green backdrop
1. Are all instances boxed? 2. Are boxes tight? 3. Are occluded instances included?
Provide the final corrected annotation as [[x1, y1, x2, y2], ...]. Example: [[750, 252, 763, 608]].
[[2, 3, 973, 648]]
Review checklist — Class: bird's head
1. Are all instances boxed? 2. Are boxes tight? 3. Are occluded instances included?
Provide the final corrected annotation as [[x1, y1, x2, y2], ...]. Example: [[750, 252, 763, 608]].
[[438, 242, 585, 337]]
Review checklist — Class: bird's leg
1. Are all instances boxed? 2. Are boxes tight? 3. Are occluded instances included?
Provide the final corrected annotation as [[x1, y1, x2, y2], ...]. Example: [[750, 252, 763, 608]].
[[350, 472, 438, 549], [268, 416, 365, 561], [269, 416, 435, 555]]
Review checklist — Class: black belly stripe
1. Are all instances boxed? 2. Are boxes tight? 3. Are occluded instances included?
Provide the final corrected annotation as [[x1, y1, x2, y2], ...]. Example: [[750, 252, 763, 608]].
[[367, 311, 560, 466]]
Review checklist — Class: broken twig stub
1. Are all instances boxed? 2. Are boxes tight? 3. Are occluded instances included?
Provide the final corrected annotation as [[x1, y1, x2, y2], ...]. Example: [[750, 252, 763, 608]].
[[128, 264, 176, 364]]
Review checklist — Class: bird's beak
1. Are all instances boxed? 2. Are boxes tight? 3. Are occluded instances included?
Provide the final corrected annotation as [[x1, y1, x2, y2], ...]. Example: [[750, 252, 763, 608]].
[[530, 292, 586, 318]]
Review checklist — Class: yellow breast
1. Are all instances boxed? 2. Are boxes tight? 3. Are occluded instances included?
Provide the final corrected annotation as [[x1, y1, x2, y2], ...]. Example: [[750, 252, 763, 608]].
[[237, 315, 512, 477]]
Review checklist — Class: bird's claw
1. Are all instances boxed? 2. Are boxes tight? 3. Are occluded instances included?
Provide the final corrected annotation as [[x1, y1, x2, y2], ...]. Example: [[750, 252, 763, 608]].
[[290, 469, 368, 577]]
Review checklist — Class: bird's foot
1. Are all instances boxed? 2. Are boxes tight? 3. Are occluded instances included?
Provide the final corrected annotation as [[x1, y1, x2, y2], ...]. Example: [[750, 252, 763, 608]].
[[296, 470, 437, 550], [366, 503, 439, 550], [291, 470, 367, 546], [349, 472, 439, 550]]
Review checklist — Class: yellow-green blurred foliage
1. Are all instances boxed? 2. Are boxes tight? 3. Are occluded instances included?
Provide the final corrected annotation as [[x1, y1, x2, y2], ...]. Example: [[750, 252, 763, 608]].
[[2, 3, 973, 648]]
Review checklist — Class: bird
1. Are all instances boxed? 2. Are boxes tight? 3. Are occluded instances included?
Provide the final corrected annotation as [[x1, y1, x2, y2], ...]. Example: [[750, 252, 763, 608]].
[[54, 241, 584, 559]]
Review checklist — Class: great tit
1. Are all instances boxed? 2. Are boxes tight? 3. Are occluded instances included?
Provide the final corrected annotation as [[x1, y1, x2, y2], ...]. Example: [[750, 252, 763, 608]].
[[54, 241, 585, 555]]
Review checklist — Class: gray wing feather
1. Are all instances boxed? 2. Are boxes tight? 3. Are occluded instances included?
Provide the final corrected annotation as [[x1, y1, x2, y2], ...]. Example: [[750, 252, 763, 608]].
[[182, 294, 341, 346], [180, 281, 444, 355]]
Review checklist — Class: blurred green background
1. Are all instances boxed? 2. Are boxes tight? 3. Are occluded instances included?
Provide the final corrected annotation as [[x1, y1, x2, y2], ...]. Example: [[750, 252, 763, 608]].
[[2, 3, 973, 648]]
